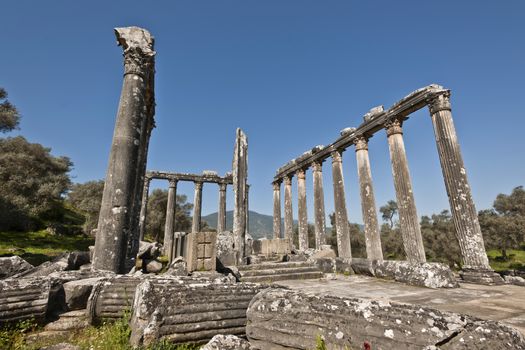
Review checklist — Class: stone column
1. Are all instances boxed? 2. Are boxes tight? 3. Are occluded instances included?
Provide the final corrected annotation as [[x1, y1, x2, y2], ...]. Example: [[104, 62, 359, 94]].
[[272, 182, 282, 239], [232, 128, 248, 264], [138, 177, 151, 241], [192, 182, 203, 233], [283, 176, 294, 249], [297, 169, 309, 251], [93, 27, 155, 273], [385, 118, 426, 263], [245, 184, 250, 236], [312, 161, 326, 249], [428, 93, 501, 284], [331, 150, 352, 258], [163, 180, 177, 254], [217, 183, 227, 233], [354, 136, 383, 261]]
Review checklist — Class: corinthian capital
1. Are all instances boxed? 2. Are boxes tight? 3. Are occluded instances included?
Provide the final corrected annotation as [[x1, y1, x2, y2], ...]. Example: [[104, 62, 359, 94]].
[[385, 118, 403, 137], [353, 136, 369, 151], [115, 27, 156, 77], [427, 91, 452, 114]]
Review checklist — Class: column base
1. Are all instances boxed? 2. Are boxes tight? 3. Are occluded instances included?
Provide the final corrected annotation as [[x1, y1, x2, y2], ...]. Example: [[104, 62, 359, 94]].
[[460, 268, 504, 285]]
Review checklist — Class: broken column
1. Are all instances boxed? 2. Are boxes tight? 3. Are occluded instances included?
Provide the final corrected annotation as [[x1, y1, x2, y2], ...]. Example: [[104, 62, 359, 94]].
[[385, 118, 426, 263], [312, 161, 327, 249], [138, 176, 151, 241], [331, 150, 352, 258], [428, 92, 503, 284], [283, 176, 294, 250], [232, 128, 248, 264], [192, 182, 203, 233], [93, 27, 156, 273], [272, 182, 282, 239], [354, 136, 383, 261], [217, 183, 227, 233], [297, 169, 309, 251], [163, 180, 177, 255]]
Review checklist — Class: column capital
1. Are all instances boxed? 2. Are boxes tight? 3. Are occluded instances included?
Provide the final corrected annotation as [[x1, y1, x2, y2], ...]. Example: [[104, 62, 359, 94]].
[[385, 118, 403, 137], [331, 149, 344, 163], [115, 27, 156, 78], [353, 135, 369, 151], [427, 91, 452, 114], [296, 168, 306, 180], [194, 181, 203, 190], [168, 179, 178, 188], [219, 182, 227, 191], [273, 182, 281, 191], [312, 160, 323, 172], [284, 176, 293, 186]]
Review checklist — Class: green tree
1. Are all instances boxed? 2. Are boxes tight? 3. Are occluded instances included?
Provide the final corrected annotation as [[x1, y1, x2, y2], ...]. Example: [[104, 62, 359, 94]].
[[479, 186, 525, 260], [66, 180, 105, 235], [0, 136, 72, 230], [420, 210, 461, 267], [328, 212, 366, 257], [379, 200, 398, 229], [0, 88, 20, 133]]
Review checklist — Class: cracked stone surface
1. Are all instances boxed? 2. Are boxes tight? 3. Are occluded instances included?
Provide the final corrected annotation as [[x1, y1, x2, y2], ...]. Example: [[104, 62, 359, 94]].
[[277, 275, 525, 336]]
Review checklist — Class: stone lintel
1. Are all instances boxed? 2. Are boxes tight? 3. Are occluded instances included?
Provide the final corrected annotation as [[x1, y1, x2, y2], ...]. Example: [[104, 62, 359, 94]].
[[146, 170, 233, 185]]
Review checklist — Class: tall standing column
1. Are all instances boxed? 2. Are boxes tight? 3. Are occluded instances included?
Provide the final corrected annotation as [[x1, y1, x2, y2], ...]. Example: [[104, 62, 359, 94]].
[[354, 136, 383, 261], [163, 180, 177, 254], [283, 176, 294, 249], [192, 182, 203, 233], [428, 92, 501, 284], [245, 184, 250, 236], [217, 183, 227, 233], [312, 161, 326, 249], [232, 128, 248, 264], [297, 169, 309, 251], [272, 182, 282, 239], [93, 27, 155, 273], [385, 118, 426, 263], [331, 150, 352, 258], [138, 177, 151, 241]]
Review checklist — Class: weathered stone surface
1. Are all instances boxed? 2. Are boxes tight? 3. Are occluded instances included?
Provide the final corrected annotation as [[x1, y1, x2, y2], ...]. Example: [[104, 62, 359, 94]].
[[331, 150, 351, 258], [460, 268, 504, 285], [130, 278, 266, 346], [143, 259, 163, 273], [309, 246, 336, 260], [246, 288, 525, 350], [216, 231, 236, 266], [201, 334, 254, 350], [63, 278, 103, 311], [283, 176, 294, 250], [504, 275, 525, 286], [0, 277, 51, 325], [186, 231, 217, 272], [232, 128, 248, 264], [137, 241, 162, 260], [44, 310, 88, 332], [374, 260, 458, 288], [166, 257, 188, 276], [350, 257, 375, 276], [0, 255, 33, 279], [40, 343, 81, 350], [14, 251, 90, 278]]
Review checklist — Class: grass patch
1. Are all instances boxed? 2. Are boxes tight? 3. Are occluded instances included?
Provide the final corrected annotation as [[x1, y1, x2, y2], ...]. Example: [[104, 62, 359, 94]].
[[0, 230, 94, 266], [487, 249, 525, 272]]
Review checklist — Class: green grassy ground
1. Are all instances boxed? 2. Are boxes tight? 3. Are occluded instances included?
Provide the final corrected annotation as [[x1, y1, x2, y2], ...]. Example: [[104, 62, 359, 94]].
[[487, 248, 525, 272], [0, 230, 94, 266]]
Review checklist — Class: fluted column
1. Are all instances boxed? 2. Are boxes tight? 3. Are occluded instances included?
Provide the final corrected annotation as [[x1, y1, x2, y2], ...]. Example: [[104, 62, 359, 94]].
[[272, 182, 282, 239], [385, 118, 426, 263], [297, 169, 309, 251], [312, 161, 326, 249], [428, 92, 494, 275], [331, 150, 352, 258], [163, 180, 177, 255], [192, 182, 203, 233], [138, 177, 151, 241], [217, 183, 227, 233], [283, 176, 294, 249], [93, 27, 155, 273], [245, 184, 250, 236], [354, 136, 383, 261]]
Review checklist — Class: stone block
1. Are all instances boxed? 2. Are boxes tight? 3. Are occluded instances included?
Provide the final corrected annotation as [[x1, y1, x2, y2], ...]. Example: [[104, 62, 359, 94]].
[[246, 288, 525, 350], [505, 275, 525, 286], [374, 260, 459, 289], [0, 277, 51, 325], [259, 238, 291, 257], [201, 334, 254, 350], [63, 277, 103, 311], [0, 256, 33, 279], [185, 231, 217, 272]]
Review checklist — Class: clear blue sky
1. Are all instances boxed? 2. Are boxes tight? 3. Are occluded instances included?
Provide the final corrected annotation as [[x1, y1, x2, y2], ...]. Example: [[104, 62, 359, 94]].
[[1, 1, 524, 224]]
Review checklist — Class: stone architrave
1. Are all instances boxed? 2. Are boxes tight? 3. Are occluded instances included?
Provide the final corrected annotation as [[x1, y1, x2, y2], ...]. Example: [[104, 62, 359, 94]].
[[297, 169, 309, 251], [232, 128, 248, 264], [428, 92, 502, 284], [283, 176, 294, 250], [354, 136, 383, 261], [217, 183, 227, 233], [312, 161, 326, 249], [272, 182, 282, 239], [331, 150, 352, 258], [163, 180, 178, 256], [192, 182, 203, 233], [138, 177, 151, 241], [93, 27, 155, 273], [385, 118, 426, 263]]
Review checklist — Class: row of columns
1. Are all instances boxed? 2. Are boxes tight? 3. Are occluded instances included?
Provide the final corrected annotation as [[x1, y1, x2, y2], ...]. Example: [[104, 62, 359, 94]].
[[272, 93, 492, 273]]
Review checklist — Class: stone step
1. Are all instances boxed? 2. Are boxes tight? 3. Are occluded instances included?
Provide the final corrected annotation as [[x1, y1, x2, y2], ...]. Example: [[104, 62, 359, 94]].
[[240, 266, 321, 277], [240, 271, 324, 283], [44, 310, 89, 331], [238, 261, 314, 271]]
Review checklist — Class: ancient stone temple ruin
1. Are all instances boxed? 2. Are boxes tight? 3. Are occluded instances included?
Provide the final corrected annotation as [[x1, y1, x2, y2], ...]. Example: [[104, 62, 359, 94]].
[[1, 26, 524, 350]]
